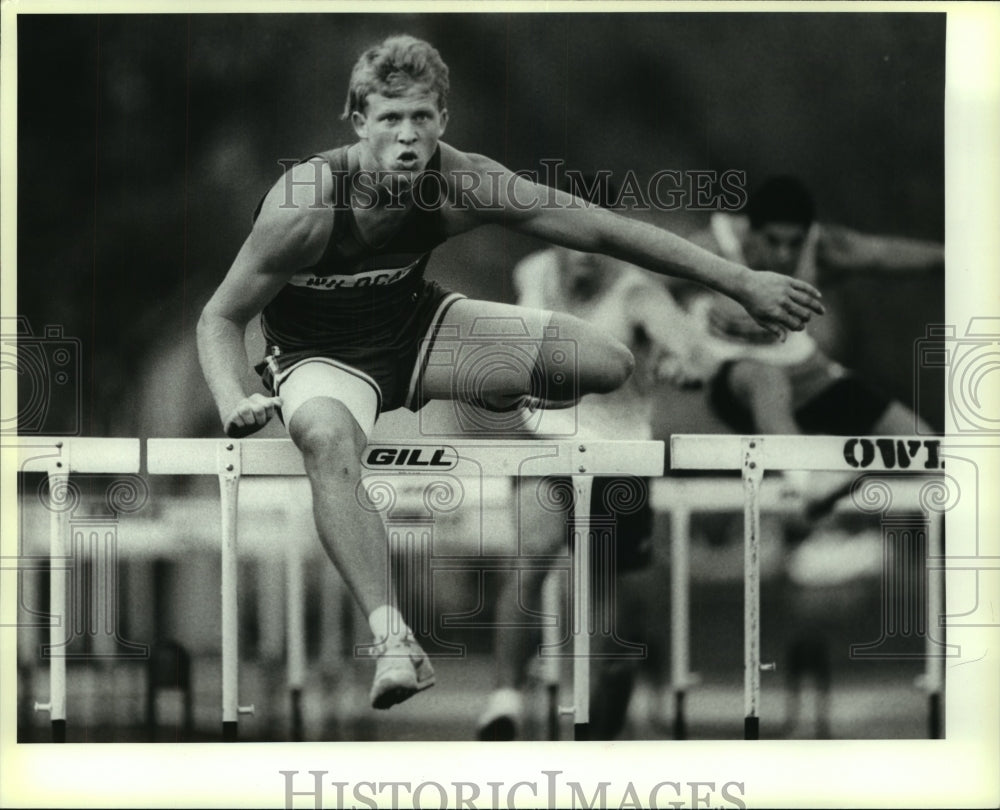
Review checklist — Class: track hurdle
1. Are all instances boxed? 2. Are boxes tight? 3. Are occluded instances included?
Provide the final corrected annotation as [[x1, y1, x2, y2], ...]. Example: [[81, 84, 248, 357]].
[[147, 438, 664, 742], [670, 434, 946, 740], [11, 437, 142, 742], [653, 477, 802, 739]]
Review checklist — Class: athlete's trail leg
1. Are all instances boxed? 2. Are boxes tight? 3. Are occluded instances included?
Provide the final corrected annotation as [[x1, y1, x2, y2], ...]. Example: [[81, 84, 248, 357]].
[[419, 299, 634, 408]]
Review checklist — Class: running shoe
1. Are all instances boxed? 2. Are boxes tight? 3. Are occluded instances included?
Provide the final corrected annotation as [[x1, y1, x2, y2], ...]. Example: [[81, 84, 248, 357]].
[[368, 632, 436, 710]]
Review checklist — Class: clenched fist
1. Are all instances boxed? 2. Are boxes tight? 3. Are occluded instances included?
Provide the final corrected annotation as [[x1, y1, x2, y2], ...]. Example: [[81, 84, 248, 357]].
[[223, 394, 283, 438]]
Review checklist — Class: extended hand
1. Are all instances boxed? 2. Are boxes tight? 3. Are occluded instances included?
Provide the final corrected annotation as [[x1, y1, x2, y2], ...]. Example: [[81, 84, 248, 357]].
[[708, 295, 775, 344], [222, 394, 283, 438], [739, 271, 824, 340]]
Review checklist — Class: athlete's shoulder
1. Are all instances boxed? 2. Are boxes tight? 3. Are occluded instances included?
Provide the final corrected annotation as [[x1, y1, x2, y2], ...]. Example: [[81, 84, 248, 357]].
[[437, 141, 501, 174], [435, 142, 515, 230], [250, 156, 336, 266]]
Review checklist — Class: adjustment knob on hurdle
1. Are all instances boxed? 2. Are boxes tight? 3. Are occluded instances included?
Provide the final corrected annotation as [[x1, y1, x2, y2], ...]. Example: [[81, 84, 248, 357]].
[[760, 662, 777, 672], [558, 705, 576, 716], [33, 701, 51, 713], [238, 704, 256, 716]]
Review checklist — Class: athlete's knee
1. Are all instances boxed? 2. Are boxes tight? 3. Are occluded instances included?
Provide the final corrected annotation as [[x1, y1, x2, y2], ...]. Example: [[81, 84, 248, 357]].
[[289, 400, 365, 477], [539, 312, 633, 395], [614, 340, 636, 385], [592, 338, 635, 393]]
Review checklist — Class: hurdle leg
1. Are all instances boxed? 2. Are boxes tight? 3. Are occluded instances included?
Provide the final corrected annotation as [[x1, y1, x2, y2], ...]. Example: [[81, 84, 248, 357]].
[[218, 441, 254, 741], [34, 454, 69, 742], [742, 440, 764, 741], [927, 511, 945, 739], [540, 568, 561, 740], [285, 535, 306, 742], [670, 506, 692, 740], [571, 474, 594, 741]]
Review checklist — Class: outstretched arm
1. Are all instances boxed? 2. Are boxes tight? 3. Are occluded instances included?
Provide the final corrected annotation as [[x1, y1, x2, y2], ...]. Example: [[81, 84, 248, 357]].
[[197, 160, 331, 437], [816, 224, 944, 276], [442, 147, 824, 339]]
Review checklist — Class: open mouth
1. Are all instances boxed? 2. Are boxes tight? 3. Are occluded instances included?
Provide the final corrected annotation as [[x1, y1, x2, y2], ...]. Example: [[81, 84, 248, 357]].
[[396, 152, 419, 168]]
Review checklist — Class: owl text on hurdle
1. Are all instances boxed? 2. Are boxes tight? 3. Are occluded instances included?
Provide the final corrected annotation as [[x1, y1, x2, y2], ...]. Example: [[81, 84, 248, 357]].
[[843, 438, 943, 470]]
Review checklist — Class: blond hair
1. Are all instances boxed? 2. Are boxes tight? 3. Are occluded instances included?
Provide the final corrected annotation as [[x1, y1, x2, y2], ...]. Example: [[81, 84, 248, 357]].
[[342, 35, 450, 119]]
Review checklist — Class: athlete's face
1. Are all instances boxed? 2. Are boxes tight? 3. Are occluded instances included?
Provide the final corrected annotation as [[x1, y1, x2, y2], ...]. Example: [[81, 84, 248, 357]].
[[744, 221, 808, 276], [352, 85, 448, 187]]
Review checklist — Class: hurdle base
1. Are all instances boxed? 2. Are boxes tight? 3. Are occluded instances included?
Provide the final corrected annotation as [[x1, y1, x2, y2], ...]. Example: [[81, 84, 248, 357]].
[[223, 721, 238, 742], [290, 689, 304, 742], [929, 693, 943, 740], [52, 720, 66, 743], [546, 684, 559, 741], [744, 716, 759, 740], [573, 723, 589, 741], [673, 691, 686, 740]]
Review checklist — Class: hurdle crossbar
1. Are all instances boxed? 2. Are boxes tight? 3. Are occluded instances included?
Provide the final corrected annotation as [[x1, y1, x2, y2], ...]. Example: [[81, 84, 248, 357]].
[[11, 437, 141, 743], [147, 437, 664, 741], [670, 434, 945, 741], [671, 434, 943, 473], [148, 438, 663, 478]]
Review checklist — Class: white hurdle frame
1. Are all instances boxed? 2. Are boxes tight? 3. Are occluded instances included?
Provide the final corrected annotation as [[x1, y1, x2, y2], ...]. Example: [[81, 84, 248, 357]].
[[670, 434, 946, 740], [147, 437, 664, 741], [12, 437, 142, 743]]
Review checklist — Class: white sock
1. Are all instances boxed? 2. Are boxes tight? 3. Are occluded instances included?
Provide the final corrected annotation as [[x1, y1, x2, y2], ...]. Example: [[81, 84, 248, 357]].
[[368, 605, 409, 641]]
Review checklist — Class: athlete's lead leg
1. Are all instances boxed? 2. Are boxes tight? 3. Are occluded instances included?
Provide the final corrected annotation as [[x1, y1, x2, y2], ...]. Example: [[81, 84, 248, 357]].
[[287, 395, 435, 709]]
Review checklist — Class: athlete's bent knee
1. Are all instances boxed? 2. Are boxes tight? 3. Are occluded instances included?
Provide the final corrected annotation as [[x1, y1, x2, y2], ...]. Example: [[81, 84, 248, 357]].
[[289, 401, 365, 476], [595, 339, 635, 393]]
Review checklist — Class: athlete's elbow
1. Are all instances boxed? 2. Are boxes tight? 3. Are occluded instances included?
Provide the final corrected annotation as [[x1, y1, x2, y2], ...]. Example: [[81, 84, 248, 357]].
[[197, 303, 221, 336], [197, 302, 242, 343]]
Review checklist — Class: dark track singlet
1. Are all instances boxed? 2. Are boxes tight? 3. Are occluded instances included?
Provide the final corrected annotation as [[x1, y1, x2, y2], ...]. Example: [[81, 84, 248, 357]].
[[254, 144, 463, 412]]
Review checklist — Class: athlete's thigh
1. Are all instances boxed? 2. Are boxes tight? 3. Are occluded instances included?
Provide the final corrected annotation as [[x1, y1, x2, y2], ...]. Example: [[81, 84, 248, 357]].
[[419, 297, 628, 401], [418, 298, 549, 400], [276, 358, 380, 440]]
